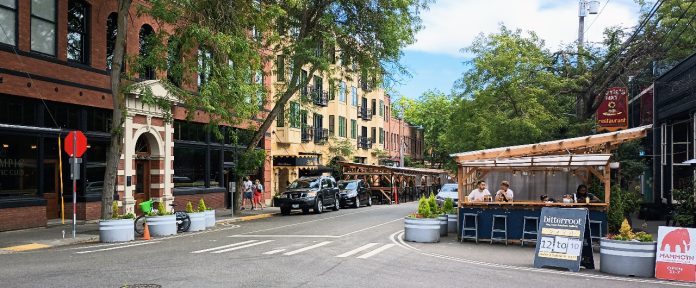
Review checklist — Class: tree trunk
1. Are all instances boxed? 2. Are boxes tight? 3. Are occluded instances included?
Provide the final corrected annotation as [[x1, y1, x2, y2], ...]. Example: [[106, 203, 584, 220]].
[[101, 0, 131, 219]]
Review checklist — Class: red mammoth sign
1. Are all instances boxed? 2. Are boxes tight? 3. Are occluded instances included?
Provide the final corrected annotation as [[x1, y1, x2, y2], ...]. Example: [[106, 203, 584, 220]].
[[597, 87, 628, 132], [656, 226, 696, 282]]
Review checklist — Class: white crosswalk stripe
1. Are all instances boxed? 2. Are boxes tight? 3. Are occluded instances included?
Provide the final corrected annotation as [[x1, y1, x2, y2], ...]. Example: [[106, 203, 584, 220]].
[[262, 249, 286, 255], [191, 240, 257, 254], [335, 243, 380, 258], [212, 240, 274, 254], [283, 241, 332, 256], [356, 244, 396, 259], [75, 241, 161, 254]]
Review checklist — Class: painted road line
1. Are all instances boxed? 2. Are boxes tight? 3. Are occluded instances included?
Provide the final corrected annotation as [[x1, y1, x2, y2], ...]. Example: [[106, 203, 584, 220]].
[[356, 244, 396, 259], [336, 243, 380, 258], [283, 241, 333, 256], [0, 243, 51, 252], [229, 235, 340, 238], [191, 240, 257, 254], [75, 241, 160, 254], [212, 240, 274, 254], [338, 218, 403, 237], [263, 249, 286, 255]]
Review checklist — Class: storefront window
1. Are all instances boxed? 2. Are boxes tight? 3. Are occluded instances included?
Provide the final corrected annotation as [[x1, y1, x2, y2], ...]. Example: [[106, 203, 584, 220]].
[[46, 102, 80, 129], [173, 146, 206, 188], [174, 120, 206, 142], [86, 108, 111, 132], [210, 149, 221, 187], [0, 136, 38, 198], [84, 141, 108, 196], [0, 95, 37, 126]]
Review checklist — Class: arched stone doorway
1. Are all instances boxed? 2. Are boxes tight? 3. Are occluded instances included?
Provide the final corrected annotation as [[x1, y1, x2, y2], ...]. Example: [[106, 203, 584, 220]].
[[132, 132, 160, 214]]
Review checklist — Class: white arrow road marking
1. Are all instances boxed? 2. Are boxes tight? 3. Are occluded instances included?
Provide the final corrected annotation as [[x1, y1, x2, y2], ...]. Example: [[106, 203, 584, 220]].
[[212, 240, 274, 254], [336, 243, 380, 258], [356, 244, 396, 259], [283, 241, 333, 256], [262, 249, 286, 255], [191, 240, 257, 254], [75, 241, 161, 254]]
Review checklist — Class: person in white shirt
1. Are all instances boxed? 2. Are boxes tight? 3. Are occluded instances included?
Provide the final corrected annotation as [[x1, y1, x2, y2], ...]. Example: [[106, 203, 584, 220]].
[[495, 181, 514, 202], [468, 181, 491, 202]]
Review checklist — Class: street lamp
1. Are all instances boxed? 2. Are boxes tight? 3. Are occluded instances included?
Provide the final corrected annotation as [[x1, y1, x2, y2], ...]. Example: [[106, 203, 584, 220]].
[[578, 0, 600, 45]]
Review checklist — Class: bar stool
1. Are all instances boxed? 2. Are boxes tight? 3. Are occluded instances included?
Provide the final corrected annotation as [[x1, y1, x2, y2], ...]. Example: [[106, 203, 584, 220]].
[[461, 213, 479, 244], [589, 220, 602, 242], [490, 214, 508, 245], [521, 216, 539, 247]]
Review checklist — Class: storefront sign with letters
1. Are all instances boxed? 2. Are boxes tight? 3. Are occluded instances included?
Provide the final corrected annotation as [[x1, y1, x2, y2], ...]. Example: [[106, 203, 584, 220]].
[[533, 207, 594, 272]]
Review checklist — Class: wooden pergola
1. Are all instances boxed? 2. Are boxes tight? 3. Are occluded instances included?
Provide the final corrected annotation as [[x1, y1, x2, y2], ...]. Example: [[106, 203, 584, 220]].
[[451, 125, 652, 207], [338, 162, 448, 203]]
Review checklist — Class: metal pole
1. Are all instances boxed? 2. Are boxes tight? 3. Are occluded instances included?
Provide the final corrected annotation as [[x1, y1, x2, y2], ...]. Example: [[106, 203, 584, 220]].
[[72, 132, 76, 239]]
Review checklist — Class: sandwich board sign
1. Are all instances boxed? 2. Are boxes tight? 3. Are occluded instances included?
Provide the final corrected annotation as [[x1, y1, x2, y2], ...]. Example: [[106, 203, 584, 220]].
[[533, 207, 594, 272], [655, 226, 696, 282]]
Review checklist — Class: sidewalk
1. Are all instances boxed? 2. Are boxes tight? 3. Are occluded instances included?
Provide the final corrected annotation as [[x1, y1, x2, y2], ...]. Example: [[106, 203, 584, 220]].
[[0, 207, 279, 253]]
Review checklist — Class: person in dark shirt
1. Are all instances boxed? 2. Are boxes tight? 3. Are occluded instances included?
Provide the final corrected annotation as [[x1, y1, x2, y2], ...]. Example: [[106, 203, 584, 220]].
[[574, 184, 601, 203]]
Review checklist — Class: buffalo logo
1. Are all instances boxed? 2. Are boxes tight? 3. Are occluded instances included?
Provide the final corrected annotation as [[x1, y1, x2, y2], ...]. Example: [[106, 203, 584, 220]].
[[661, 228, 691, 253]]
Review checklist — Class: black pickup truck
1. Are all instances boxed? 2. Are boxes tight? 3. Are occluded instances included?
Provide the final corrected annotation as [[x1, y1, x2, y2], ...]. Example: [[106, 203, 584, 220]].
[[277, 176, 340, 215]]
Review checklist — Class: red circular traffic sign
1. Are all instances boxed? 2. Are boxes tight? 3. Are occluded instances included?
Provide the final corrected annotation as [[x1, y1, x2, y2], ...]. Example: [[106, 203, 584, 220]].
[[64, 130, 88, 157]]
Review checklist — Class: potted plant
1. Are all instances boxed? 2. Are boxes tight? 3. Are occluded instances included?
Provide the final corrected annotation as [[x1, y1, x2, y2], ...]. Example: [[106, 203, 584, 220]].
[[600, 219, 656, 278], [186, 201, 207, 232], [99, 201, 135, 243], [145, 201, 177, 237], [443, 198, 457, 234], [199, 199, 216, 228], [404, 196, 441, 243], [429, 193, 448, 237]]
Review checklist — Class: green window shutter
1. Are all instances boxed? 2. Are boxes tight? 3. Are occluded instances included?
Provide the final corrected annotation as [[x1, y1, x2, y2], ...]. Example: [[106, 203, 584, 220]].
[[351, 120, 357, 139]]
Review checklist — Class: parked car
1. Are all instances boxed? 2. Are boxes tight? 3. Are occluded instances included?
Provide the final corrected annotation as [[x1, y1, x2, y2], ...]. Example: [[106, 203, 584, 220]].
[[277, 176, 340, 215], [436, 183, 458, 207], [338, 179, 372, 208]]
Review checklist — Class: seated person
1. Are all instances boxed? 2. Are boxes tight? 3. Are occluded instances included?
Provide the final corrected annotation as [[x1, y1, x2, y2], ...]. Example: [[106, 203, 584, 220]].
[[468, 180, 491, 202], [540, 195, 556, 203], [574, 184, 601, 203], [495, 181, 514, 202]]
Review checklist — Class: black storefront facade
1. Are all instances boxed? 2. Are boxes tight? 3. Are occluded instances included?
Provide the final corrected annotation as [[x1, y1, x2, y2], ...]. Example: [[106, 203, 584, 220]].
[[653, 52, 696, 209]]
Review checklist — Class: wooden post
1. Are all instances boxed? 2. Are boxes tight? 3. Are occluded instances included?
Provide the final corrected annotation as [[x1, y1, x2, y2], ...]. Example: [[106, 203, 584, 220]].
[[457, 165, 464, 207], [604, 163, 611, 204]]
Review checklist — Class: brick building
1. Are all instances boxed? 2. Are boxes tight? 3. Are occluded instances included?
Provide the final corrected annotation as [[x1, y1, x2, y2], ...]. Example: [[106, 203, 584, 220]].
[[0, 0, 272, 231], [383, 94, 424, 166]]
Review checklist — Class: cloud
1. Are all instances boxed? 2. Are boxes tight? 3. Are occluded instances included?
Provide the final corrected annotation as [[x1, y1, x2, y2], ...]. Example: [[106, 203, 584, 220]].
[[408, 0, 641, 57]]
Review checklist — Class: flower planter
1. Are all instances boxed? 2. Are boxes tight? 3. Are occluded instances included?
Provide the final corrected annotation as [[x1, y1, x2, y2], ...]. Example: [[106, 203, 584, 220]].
[[447, 214, 458, 234], [438, 215, 448, 236], [599, 238, 657, 278], [204, 210, 216, 228], [404, 217, 441, 243], [99, 219, 134, 243], [145, 214, 177, 237], [188, 212, 207, 232]]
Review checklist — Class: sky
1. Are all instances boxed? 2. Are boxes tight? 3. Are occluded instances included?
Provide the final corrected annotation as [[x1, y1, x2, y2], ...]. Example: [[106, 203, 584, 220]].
[[394, 0, 644, 99]]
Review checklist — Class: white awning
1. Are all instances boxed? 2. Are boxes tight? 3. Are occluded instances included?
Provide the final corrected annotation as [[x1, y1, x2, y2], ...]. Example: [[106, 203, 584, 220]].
[[458, 154, 611, 168]]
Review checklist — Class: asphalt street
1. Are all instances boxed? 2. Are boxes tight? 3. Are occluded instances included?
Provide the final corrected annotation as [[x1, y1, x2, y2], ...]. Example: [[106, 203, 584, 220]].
[[0, 203, 690, 288]]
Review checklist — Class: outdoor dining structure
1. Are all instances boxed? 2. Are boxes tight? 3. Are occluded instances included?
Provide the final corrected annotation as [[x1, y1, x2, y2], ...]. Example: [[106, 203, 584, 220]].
[[450, 125, 652, 244], [338, 162, 449, 204]]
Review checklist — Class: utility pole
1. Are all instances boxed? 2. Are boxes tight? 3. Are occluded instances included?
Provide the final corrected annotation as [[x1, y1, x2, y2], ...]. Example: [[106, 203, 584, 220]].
[[577, 0, 600, 118]]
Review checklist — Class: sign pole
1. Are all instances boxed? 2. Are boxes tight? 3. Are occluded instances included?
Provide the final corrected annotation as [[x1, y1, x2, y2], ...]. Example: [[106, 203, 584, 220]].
[[72, 131, 77, 239]]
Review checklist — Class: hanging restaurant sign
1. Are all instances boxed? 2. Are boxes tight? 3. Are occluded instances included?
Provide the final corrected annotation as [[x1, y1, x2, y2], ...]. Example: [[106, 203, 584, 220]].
[[597, 87, 628, 132]]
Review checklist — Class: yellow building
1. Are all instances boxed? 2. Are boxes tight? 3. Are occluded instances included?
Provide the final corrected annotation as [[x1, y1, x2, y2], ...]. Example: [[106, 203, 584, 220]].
[[269, 56, 388, 196]]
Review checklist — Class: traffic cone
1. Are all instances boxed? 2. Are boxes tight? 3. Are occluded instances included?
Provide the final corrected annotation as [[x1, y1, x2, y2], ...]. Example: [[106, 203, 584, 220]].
[[143, 223, 151, 240]]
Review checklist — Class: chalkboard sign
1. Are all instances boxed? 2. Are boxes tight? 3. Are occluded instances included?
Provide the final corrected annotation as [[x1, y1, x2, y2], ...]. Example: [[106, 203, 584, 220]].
[[533, 207, 594, 272]]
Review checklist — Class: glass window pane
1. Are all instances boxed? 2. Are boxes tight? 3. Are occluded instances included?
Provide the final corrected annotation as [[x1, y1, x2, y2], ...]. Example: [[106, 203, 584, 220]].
[[173, 146, 206, 188], [0, 0, 15, 8], [0, 8, 15, 45], [31, 0, 54, 21], [31, 18, 55, 55], [67, 32, 82, 61], [0, 136, 38, 198]]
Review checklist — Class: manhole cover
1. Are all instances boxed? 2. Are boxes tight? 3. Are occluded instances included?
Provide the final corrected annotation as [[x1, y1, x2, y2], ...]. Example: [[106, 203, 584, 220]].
[[121, 285, 162, 288]]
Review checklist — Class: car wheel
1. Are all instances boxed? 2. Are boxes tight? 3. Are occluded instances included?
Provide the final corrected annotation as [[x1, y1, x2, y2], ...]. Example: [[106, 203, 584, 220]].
[[332, 196, 340, 211], [353, 196, 360, 208], [314, 198, 323, 214], [367, 195, 372, 206], [281, 207, 291, 215]]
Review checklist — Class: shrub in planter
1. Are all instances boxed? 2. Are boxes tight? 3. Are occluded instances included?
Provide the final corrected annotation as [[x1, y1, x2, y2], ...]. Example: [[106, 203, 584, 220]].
[[199, 198, 216, 228], [600, 219, 657, 278], [186, 201, 206, 232], [146, 202, 177, 237], [443, 198, 458, 233], [428, 193, 448, 236], [99, 201, 135, 243], [404, 196, 441, 243]]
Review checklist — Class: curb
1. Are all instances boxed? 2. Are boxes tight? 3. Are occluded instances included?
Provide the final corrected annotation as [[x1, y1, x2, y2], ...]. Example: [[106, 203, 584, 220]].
[[215, 212, 278, 225]]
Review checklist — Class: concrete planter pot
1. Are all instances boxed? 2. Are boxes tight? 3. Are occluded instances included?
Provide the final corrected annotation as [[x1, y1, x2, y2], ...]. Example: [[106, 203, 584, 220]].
[[99, 219, 134, 243], [438, 215, 448, 236], [204, 210, 216, 228], [599, 238, 657, 278], [447, 214, 458, 233], [404, 217, 441, 243], [145, 215, 177, 237], [188, 212, 207, 232]]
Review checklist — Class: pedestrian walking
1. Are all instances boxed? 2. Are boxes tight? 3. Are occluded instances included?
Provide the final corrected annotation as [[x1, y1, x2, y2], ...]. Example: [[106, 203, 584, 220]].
[[242, 176, 253, 210], [253, 179, 265, 209]]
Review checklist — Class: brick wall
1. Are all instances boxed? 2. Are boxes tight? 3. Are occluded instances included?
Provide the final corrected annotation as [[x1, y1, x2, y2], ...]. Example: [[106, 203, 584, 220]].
[[0, 206, 47, 232], [172, 193, 225, 211], [63, 201, 102, 221]]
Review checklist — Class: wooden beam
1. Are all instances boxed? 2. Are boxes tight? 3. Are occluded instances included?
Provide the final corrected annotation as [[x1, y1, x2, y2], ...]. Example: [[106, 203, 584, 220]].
[[587, 167, 604, 182], [604, 163, 611, 204], [457, 165, 464, 207]]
